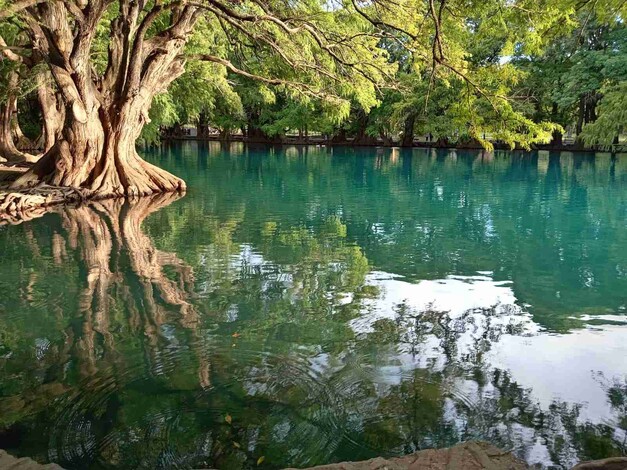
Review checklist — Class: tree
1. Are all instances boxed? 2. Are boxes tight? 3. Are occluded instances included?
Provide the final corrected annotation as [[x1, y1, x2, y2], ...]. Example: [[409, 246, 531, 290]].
[[580, 81, 627, 147], [2, 0, 392, 198], [513, 13, 626, 147], [0, 21, 41, 163], [1, 0, 620, 205]]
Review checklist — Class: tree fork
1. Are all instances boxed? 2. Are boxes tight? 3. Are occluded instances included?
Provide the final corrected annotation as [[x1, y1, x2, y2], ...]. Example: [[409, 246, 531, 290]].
[[7, 1, 200, 200]]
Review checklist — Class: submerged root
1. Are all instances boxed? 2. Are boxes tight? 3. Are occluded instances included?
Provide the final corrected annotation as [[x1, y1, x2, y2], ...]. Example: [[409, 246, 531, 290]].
[[0, 185, 86, 225], [0, 176, 186, 225], [2, 143, 187, 224]]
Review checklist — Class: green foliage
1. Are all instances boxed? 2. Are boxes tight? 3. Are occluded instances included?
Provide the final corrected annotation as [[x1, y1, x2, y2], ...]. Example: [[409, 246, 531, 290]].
[[2, 0, 624, 149], [580, 82, 627, 146]]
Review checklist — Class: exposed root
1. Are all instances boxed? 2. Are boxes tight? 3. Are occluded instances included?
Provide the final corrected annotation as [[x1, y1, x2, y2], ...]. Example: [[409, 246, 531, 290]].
[[0, 180, 186, 225], [0, 161, 33, 169], [0, 163, 31, 184], [10, 146, 186, 198], [0, 186, 87, 225], [0, 147, 41, 164], [2, 140, 187, 224]]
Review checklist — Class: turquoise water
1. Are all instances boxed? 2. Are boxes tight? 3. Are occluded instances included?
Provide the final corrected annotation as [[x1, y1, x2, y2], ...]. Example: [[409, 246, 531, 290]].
[[0, 143, 626, 469]]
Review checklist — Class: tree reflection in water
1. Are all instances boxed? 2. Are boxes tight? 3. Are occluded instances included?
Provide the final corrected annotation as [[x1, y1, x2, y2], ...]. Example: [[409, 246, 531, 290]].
[[0, 185, 625, 469]]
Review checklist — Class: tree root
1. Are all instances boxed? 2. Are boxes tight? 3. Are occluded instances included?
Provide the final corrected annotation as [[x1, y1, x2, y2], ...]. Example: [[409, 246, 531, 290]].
[[9, 146, 186, 198], [0, 185, 87, 225], [0, 180, 186, 225]]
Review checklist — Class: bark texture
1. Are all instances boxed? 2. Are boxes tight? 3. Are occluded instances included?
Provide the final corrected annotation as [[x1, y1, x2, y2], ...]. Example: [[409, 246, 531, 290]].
[[36, 71, 65, 153], [11, 1, 202, 198], [0, 73, 39, 163]]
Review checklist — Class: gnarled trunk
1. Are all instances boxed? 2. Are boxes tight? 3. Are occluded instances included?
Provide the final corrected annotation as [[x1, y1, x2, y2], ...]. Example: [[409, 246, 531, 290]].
[[12, 99, 186, 197], [10, 1, 200, 198], [0, 98, 21, 162]]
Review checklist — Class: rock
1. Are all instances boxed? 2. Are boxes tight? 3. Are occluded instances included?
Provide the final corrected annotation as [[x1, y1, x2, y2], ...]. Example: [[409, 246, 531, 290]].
[[286, 441, 530, 470], [572, 457, 627, 470], [1, 442, 625, 469], [0, 450, 64, 469]]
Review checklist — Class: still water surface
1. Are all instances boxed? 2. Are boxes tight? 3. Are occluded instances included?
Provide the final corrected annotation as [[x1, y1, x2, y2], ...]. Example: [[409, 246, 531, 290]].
[[1, 144, 626, 469]]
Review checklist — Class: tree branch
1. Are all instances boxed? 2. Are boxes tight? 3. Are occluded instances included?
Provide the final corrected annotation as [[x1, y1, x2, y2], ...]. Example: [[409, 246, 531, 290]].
[[187, 53, 338, 100], [0, 0, 47, 19]]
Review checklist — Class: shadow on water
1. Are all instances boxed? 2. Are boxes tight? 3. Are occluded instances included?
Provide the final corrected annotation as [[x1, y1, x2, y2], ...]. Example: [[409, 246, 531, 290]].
[[0, 144, 625, 469]]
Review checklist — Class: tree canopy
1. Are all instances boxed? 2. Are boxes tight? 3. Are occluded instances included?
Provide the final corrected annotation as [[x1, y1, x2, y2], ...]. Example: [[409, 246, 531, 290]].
[[0, 0, 624, 203]]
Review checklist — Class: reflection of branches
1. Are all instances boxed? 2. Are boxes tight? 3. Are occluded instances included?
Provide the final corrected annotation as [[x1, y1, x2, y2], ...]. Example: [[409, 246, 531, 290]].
[[376, 301, 627, 467], [60, 203, 115, 376], [54, 194, 202, 381], [120, 195, 197, 326], [393, 300, 527, 366]]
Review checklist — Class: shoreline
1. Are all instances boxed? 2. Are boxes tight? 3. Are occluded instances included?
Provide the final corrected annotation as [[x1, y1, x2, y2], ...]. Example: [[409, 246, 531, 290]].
[[2, 443, 625, 469], [1, 141, 624, 222], [159, 136, 627, 154]]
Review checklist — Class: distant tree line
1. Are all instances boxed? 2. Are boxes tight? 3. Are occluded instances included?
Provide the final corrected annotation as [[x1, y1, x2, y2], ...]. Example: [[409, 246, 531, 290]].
[[0, 0, 624, 200], [159, 13, 625, 150]]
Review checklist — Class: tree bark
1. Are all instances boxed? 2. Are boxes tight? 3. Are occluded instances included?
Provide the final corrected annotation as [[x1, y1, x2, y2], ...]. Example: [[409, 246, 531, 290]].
[[13, 98, 188, 196], [37, 71, 65, 153], [0, 73, 39, 163], [11, 1, 200, 198]]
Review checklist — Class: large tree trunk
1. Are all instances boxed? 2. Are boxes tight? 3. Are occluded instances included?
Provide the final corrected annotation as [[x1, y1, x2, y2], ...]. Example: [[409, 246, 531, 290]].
[[0, 98, 22, 162], [12, 99, 186, 197], [11, 1, 200, 198]]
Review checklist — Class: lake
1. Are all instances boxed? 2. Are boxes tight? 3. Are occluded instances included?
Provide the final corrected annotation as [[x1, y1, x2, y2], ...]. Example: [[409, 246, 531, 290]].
[[0, 143, 626, 469]]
